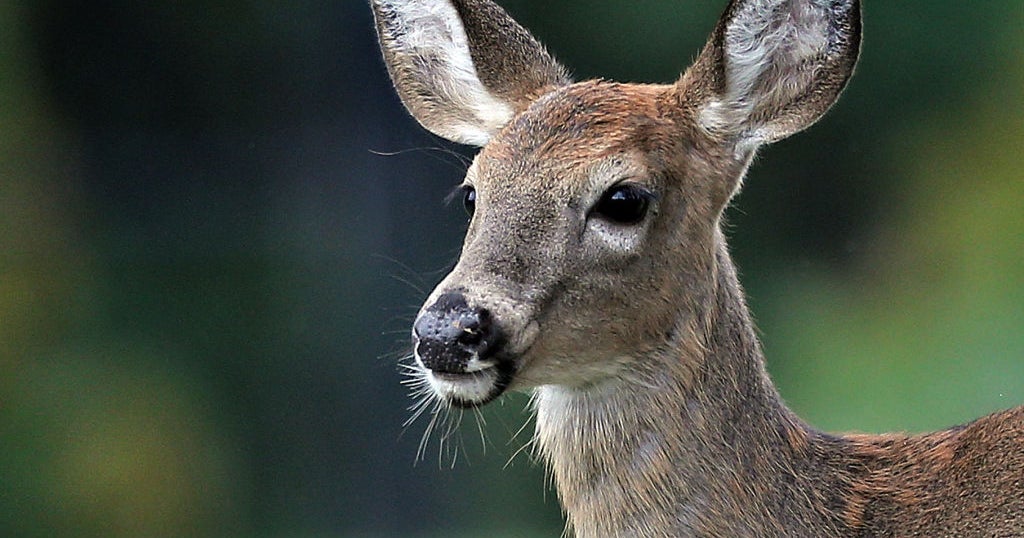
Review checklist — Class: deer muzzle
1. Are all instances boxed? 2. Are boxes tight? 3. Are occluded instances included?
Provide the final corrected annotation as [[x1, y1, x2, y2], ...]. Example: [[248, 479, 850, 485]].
[[412, 291, 515, 407]]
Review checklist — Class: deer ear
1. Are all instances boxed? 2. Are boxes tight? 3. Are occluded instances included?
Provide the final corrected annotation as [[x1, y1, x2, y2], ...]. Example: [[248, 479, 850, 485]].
[[371, 0, 571, 147], [681, 0, 861, 148]]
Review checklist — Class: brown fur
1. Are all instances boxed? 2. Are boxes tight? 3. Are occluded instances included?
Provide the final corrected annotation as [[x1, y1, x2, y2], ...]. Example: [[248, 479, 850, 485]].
[[371, 0, 1024, 536]]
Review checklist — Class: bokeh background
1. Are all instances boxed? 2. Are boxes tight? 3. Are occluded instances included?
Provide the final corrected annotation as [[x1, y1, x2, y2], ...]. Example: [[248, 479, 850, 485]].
[[2, 1, 1022, 536]]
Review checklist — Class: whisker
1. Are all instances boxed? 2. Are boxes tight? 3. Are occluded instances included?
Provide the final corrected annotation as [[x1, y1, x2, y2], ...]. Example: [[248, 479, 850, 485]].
[[404, 394, 434, 428], [505, 402, 539, 469], [381, 328, 415, 337], [415, 400, 444, 464], [472, 406, 488, 455], [371, 253, 430, 288], [387, 272, 429, 297], [368, 145, 471, 173], [381, 349, 413, 364]]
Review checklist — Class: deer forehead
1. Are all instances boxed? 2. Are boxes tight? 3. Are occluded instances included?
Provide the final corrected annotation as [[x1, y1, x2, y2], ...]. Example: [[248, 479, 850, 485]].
[[468, 81, 689, 196]]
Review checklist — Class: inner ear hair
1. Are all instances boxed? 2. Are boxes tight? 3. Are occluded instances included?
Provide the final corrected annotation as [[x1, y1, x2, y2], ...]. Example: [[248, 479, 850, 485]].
[[371, 0, 570, 147], [692, 0, 861, 146]]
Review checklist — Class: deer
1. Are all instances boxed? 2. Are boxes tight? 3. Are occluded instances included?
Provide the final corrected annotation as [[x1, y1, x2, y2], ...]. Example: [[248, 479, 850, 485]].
[[370, 0, 1024, 535]]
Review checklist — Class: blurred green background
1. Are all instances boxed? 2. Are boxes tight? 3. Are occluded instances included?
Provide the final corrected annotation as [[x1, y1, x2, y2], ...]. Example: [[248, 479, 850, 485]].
[[1, 1, 1021, 536]]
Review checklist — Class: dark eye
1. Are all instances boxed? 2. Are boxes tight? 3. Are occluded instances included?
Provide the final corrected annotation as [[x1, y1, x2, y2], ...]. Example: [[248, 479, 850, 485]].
[[462, 186, 476, 217], [592, 184, 653, 225]]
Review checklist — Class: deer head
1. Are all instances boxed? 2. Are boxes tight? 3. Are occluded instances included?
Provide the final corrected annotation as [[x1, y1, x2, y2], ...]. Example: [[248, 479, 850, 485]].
[[371, 0, 860, 408]]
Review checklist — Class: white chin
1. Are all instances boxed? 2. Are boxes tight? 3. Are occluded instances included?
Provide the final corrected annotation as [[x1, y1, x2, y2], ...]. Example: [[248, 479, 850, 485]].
[[427, 368, 501, 407]]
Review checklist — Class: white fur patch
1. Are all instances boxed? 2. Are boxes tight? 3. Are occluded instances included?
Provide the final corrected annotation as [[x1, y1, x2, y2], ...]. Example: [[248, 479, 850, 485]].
[[700, 0, 831, 140], [425, 368, 499, 403], [377, 0, 514, 145]]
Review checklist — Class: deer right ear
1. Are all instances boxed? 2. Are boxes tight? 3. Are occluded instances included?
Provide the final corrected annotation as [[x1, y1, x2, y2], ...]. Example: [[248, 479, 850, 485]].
[[681, 0, 861, 149], [371, 0, 571, 147]]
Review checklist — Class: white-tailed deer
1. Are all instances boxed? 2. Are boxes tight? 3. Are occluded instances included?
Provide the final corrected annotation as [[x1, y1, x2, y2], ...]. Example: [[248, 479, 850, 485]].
[[371, 0, 1024, 535]]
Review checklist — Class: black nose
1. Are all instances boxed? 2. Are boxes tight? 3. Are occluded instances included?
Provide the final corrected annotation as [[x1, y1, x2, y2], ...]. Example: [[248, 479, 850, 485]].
[[413, 292, 499, 374]]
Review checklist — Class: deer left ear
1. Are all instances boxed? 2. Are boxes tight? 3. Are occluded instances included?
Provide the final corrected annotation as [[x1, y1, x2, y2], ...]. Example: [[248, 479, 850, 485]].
[[371, 0, 571, 147], [681, 0, 862, 148]]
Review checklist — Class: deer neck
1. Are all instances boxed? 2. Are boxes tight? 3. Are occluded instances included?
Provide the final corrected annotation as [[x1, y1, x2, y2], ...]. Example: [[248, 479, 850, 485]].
[[533, 239, 821, 537]]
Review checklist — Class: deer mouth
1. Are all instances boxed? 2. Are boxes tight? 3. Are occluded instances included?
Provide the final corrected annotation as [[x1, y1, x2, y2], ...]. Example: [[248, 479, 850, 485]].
[[422, 358, 518, 408]]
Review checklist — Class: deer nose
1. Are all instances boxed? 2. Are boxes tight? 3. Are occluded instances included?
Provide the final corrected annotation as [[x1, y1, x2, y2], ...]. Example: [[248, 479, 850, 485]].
[[413, 292, 498, 374]]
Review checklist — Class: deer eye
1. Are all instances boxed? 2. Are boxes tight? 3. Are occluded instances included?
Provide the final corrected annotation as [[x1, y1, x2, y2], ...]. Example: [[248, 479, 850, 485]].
[[592, 184, 653, 225], [462, 186, 477, 216], [448, 185, 477, 217]]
